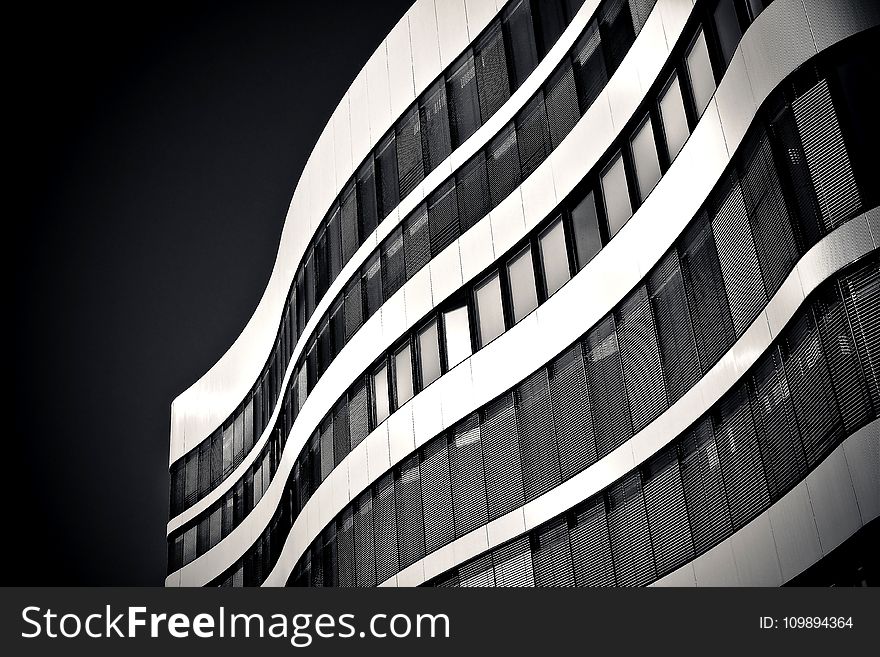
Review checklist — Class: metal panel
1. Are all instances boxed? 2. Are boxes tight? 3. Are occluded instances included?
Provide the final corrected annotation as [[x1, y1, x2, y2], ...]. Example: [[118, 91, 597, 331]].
[[730, 510, 782, 586], [768, 482, 822, 582], [691, 538, 740, 587], [805, 448, 861, 555], [408, 0, 442, 93], [436, 0, 470, 68], [386, 17, 416, 119], [488, 188, 526, 256], [843, 421, 880, 525], [520, 161, 558, 231], [714, 50, 756, 158]]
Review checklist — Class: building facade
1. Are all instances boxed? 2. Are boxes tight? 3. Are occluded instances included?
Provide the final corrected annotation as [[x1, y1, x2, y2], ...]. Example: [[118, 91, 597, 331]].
[[166, 0, 880, 587]]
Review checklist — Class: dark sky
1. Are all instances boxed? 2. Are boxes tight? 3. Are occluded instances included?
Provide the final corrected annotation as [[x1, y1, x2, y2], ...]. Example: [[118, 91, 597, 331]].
[[12, 0, 413, 585]]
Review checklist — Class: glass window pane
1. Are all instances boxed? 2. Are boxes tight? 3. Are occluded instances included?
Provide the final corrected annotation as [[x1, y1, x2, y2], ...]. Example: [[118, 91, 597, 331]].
[[503, 0, 539, 89], [631, 115, 661, 201], [539, 216, 571, 297], [448, 51, 481, 147], [394, 344, 414, 407], [444, 304, 472, 369], [418, 319, 441, 388], [420, 78, 451, 172], [686, 30, 715, 118], [372, 363, 390, 425], [475, 272, 505, 347], [659, 73, 689, 161], [571, 189, 602, 269], [713, 0, 742, 69], [601, 152, 632, 237], [507, 246, 539, 323]]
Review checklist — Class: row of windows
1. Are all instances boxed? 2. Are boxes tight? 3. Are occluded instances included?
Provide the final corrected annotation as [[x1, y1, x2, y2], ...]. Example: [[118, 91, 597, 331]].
[[188, 33, 877, 582], [168, 0, 853, 569], [423, 269, 879, 587], [166, 0, 726, 564], [169, 0, 668, 517], [305, 259, 880, 587]]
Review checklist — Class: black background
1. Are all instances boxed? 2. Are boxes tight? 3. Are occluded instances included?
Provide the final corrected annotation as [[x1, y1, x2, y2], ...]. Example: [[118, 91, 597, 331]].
[[11, 0, 413, 585]]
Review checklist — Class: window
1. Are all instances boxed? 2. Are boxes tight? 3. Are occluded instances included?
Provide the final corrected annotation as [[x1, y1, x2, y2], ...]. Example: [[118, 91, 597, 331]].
[[659, 72, 689, 162], [713, 0, 742, 69], [420, 78, 451, 172], [375, 134, 399, 219], [341, 182, 359, 263], [539, 216, 571, 297], [357, 159, 379, 238], [393, 343, 414, 407], [443, 303, 472, 369], [448, 51, 481, 147], [503, 0, 539, 89], [631, 115, 661, 202], [570, 189, 602, 269], [507, 245, 539, 323], [474, 271, 505, 347], [572, 21, 607, 111], [372, 362, 390, 425], [475, 22, 510, 122], [686, 30, 715, 118], [601, 152, 632, 237], [362, 253, 383, 320], [487, 124, 521, 207], [535, 0, 567, 55], [418, 319, 441, 388], [396, 106, 425, 198]]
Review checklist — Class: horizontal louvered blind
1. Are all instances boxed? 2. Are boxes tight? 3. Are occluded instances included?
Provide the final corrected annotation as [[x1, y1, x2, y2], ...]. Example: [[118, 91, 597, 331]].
[[395, 455, 425, 570], [545, 60, 579, 149], [649, 250, 701, 404], [332, 399, 349, 467], [532, 518, 575, 586], [358, 160, 379, 239], [449, 414, 489, 538], [739, 131, 800, 297], [404, 205, 431, 279], [781, 308, 842, 466], [319, 417, 334, 483], [448, 52, 481, 147], [585, 315, 632, 457], [679, 214, 736, 370], [641, 446, 694, 577], [340, 184, 359, 264], [607, 471, 655, 587], [376, 135, 399, 220], [348, 382, 370, 450], [344, 279, 363, 341], [374, 473, 399, 584], [572, 22, 607, 111], [569, 495, 615, 586], [396, 107, 425, 199], [362, 253, 383, 320], [492, 536, 534, 587], [480, 393, 525, 521], [327, 207, 343, 283], [475, 22, 510, 122], [516, 92, 550, 179], [750, 346, 807, 502], [428, 180, 460, 257], [841, 261, 880, 410], [336, 508, 356, 587], [679, 418, 732, 555], [381, 228, 406, 301], [814, 284, 873, 432], [549, 343, 597, 480], [710, 175, 767, 336], [420, 437, 455, 554], [353, 491, 376, 587], [516, 369, 562, 502], [420, 79, 451, 173], [793, 78, 862, 234], [459, 554, 495, 587], [487, 124, 521, 208], [456, 153, 490, 231], [616, 284, 667, 432]]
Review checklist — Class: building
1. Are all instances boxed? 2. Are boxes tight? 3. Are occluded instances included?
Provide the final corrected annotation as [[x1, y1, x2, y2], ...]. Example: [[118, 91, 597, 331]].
[[166, 0, 880, 587]]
